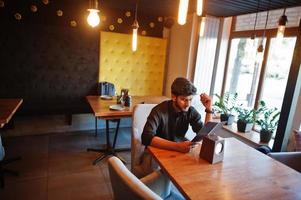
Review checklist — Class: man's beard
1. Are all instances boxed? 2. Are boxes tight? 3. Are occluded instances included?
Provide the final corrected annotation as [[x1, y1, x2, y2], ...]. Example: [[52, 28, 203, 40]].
[[174, 101, 189, 112]]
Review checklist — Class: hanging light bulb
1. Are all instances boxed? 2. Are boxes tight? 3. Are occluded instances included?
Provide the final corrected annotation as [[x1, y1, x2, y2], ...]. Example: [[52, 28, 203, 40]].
[[277, 9, 288, 39], [87, 9, 100, 27], [132, 1, 139, 52], [178, 0, 189, 25], [199, 16, 206, 37], [196, 0, 203, 16], [257, 43, 264, 53], [87, 0, 100, 28], [256, 39, 264, 63], [132, 20, 139, 52]]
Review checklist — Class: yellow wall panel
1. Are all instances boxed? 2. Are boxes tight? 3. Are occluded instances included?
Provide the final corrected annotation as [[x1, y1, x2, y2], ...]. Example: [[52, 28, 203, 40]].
[[99, 31, 167, 96]]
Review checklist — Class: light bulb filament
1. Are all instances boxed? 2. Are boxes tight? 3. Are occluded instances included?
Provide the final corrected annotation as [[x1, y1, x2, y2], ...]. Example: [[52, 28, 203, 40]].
[[87, 9, 100, 28]]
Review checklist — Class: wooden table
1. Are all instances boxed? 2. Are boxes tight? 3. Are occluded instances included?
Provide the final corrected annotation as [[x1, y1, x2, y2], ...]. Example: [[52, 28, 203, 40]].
[[0, 99, 23, 128], [86, 95, 168, 165], [148, 137, 301, 200]]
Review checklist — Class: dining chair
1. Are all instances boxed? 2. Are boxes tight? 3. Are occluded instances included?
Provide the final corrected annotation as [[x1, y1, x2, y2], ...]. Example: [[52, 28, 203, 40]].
[[131, 104, 181, 199], [268, 152, 301, 173], [108, 156, 167, 200], [0, 136, 21, 188], [131, 104, 158, 178]]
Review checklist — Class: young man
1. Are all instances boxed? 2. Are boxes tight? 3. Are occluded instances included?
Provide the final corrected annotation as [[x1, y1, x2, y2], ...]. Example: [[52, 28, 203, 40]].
[[141, 77, 213, 153]]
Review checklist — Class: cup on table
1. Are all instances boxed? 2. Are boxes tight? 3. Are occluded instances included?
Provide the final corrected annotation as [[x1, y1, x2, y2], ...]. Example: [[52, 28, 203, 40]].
[[189, 142, 202, 158]]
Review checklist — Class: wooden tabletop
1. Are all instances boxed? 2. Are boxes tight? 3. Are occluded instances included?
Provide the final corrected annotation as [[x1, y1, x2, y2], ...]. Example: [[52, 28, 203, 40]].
[[148, 138, 301, 200], [0, 98, 23, 128], [86, 95, 169, 119]]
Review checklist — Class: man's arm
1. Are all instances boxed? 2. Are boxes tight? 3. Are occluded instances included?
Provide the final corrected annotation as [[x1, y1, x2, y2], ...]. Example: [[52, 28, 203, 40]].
[[150, 136, 192, 153], [204, 112, 212, 124], [200, 93, 212, 123]]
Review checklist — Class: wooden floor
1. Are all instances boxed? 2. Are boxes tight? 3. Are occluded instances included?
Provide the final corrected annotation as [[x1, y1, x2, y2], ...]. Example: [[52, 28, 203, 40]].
[[0, 128, 132, 200]]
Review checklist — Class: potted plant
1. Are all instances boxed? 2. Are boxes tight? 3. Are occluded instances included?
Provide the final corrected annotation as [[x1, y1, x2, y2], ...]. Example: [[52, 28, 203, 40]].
[[234, 106, 255, 132], [255, 101, 280, 143], [214, 92, 237, 125]]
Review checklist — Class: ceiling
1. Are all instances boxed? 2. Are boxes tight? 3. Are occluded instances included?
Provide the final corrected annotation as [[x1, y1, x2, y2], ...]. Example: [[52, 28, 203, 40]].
[[101, 0, 301, 17], [1, 0, 301, 22]]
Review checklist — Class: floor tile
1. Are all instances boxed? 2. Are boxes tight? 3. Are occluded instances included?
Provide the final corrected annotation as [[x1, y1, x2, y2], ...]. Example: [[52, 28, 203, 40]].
[[48, 169, 112, 200], [48, 152, 98, 177], [5, 156, 49, 182], [0, 178, 48, 200]]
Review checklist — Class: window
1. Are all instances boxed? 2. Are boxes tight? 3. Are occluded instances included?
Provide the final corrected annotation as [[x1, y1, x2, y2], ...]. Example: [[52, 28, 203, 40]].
[[261, 37, 297, 110], [224, 37, 265, 108]]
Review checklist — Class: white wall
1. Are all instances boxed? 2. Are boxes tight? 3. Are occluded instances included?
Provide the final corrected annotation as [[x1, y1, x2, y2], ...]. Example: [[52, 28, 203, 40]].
[[164, 14, 196, 97]]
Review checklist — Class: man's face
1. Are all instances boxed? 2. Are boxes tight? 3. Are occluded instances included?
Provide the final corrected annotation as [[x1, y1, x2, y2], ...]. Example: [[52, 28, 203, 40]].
[[172, 95, 193, 112]]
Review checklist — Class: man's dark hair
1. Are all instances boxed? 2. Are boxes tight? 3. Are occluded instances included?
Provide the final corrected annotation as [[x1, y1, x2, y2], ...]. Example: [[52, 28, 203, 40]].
[[171, 77, 197, 96]]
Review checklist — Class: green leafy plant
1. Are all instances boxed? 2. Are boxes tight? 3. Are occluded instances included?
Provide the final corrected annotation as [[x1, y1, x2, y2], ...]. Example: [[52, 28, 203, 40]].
[[214, 92, 237, 116], [255, 101, 280, 132], [235, 106, 256, 124]]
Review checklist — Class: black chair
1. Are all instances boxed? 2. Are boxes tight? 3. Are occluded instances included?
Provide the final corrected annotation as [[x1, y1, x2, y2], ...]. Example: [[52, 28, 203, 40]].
[[99, 81, 115, 97], [0, 135, 21, 188]]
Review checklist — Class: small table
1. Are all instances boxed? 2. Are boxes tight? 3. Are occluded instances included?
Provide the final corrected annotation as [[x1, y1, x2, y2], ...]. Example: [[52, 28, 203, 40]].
[[148, 137, 301, 199], [86, 95, 168, 165]]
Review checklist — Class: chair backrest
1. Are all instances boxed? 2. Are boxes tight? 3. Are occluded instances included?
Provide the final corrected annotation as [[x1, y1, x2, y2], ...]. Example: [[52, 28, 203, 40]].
[[131, 104, 157, 178], [108, 156, 162, 200], [268, 152, 301, 173], [0, 136, 5, 161], [99, 81, 115, 96]]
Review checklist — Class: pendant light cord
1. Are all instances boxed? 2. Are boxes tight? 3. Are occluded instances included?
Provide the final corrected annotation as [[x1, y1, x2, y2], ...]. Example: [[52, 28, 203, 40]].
[[262, 0, 271, 38], [135, 0, 139, 21], [253, 0, 260, 33], [283, 0, 288, 15]]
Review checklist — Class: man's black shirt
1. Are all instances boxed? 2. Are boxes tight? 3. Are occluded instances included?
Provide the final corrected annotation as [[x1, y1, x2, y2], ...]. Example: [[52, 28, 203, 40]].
[[141, 100, 203, 146]]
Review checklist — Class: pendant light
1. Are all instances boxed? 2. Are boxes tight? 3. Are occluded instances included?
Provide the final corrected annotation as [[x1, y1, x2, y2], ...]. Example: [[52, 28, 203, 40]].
[[256, 0, 270, 63], [178, 0, 189, 25], [199, 13, 206, 37], [257, 0, 270, 53], [277, 8, 288, 39], [196, 0, 203, 16], [132, 1, 139, 52], [87, 0, 100, 28]]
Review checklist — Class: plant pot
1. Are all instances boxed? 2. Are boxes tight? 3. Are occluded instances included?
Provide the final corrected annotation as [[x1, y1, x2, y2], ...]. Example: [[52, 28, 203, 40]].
[[237, 120, 253, 132], [260, 130, 273, 143], [220, 114, 234, 125]]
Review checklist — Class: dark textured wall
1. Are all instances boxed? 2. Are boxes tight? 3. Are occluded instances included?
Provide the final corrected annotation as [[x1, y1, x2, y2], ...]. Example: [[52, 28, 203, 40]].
[[0, 0, 165, 115], [0, 22, 99, 115]]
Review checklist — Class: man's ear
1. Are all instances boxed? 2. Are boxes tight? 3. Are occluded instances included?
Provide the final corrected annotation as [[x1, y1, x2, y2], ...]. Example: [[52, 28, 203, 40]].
[[171, 94, 177, 102]]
